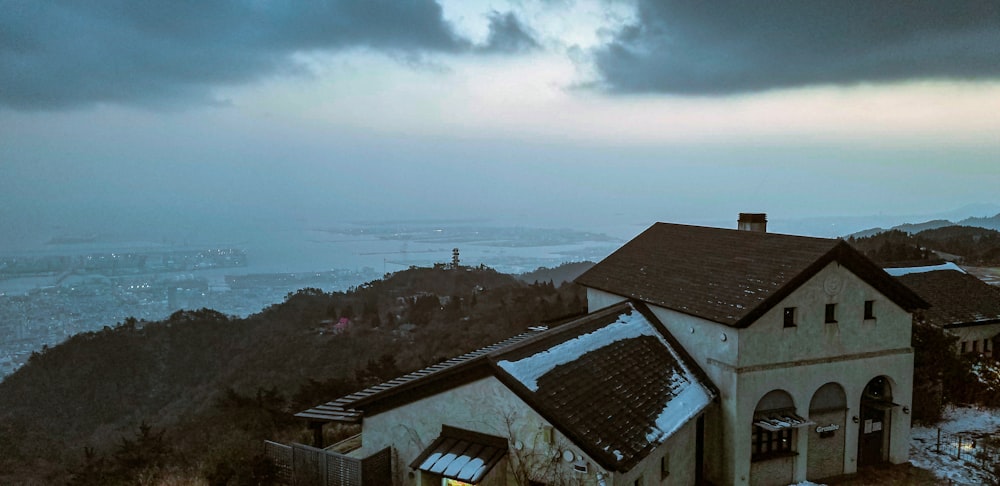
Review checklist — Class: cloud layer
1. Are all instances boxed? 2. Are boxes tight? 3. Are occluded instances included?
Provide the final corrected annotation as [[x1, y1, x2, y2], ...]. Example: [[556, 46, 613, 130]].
[[0, 1, 535, 110], [593, 0, 1000, 94]]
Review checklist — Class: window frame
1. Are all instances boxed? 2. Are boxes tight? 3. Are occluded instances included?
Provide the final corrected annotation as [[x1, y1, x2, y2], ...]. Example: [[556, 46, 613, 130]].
[[783, 307, 797, 328], [751, 425, 794, 461], [825, 303, 837, 324], [864, 300, 876, 320]]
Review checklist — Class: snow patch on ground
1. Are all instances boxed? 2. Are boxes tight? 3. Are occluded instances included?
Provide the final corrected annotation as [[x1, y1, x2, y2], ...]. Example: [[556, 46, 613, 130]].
[[909, 405, 1000, 485]]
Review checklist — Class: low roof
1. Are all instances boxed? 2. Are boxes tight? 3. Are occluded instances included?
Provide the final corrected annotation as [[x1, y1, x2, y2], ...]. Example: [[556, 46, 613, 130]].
[[297, 301, 716, 474], [410, 425, 508, 484], [576, 222, 927, 327], [492, 301, 715, 472], [896, 269, 1000, 328]]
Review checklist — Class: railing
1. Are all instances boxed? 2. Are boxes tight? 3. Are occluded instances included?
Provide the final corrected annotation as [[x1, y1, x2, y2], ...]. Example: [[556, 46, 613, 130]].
[[264, 440, 392, 486]]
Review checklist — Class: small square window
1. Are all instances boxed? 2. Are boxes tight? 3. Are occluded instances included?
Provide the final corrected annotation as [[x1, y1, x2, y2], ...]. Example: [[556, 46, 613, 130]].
[[825, 303, 837, 323], [783, 307, 796, 327], [864, 300, 875, 320]]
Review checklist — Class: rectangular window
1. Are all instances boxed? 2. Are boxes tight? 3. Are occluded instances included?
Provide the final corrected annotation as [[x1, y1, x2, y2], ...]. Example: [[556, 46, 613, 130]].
[[633, 476, 643, 486], [825, 303, 837, 323], [783, 307, 796, 327], [961, 341, 967, 353], [973, 340, 979, 353], [864, 300, 875, 320], [660, 454, 670, 478], [985, 339, 991, 353]]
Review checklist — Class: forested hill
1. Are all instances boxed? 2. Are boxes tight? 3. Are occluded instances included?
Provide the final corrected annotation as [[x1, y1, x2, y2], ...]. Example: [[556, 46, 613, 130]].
[[847, 225, 1000, 266], [0, 265, 586, 485]]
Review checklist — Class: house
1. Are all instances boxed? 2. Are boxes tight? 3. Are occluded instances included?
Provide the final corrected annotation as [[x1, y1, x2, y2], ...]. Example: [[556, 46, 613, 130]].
[[290, 214, 927, 486], [888, 263, 1000, 358], [294, 301, 716, 485], [574, 215, 927, 486]]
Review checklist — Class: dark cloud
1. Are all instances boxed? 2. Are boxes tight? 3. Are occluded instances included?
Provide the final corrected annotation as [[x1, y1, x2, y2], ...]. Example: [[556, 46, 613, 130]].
[[478, 11, 541, 54], [0, 0, 469, 110], [593, 1, 1000, 94]]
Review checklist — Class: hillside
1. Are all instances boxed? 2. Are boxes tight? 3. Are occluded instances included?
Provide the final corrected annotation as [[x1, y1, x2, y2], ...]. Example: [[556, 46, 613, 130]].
[[0, 265, 586, 484], [847, 225, 1000, 266]]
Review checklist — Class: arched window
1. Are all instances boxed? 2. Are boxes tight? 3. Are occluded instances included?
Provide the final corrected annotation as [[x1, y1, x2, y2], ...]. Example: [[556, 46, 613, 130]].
[[751, 390, 812, 461]]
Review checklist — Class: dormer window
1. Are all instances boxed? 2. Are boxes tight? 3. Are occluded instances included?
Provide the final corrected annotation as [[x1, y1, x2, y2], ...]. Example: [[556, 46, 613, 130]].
[[783, 307, 796, 328], [825, 304, 837, 324]]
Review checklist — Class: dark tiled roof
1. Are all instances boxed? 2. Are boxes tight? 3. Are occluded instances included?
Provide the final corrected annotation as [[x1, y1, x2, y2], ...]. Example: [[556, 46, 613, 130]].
[[576, 222, 926, 327], [491, 302, 715, 472], [896, 270, 1000, 328], [295, 329, 547, 423]]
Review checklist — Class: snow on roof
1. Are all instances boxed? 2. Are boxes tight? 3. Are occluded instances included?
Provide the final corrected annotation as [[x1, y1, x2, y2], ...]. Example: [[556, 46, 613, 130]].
[[497, 304, 713, 453], [884, 262, 966, 276], [646, 373, 712, 444], [496, 310, 657, 392]]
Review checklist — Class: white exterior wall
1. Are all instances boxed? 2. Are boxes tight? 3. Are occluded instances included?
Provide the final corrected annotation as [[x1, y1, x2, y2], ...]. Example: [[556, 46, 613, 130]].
[[588, 262, 915, 486], [614, 417, 700, 486], [646, 305, 740, 485], [951, 323, 1000, 358], [587, 288, 628, 313], [357, 377, 616, 486]]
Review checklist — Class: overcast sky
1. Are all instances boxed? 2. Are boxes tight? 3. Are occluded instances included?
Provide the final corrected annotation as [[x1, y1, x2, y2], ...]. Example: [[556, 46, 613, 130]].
[[2, 0, 999, 247]]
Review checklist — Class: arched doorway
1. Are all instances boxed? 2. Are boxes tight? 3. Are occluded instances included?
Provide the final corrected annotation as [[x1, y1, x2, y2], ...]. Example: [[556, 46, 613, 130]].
[[858, 376, 895, 467], [807, 383, 846, 480]]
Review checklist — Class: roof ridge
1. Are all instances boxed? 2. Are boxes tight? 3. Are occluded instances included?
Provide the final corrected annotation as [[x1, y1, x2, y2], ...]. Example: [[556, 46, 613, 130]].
[[295, 328, 548, 423]]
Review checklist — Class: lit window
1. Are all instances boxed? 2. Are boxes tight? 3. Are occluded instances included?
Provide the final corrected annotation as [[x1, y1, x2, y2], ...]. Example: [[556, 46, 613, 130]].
[[783, 307, 796, 327], [825, 303, 837, 323], [751, 426, 794, 461], [864, 300, 876, 320]]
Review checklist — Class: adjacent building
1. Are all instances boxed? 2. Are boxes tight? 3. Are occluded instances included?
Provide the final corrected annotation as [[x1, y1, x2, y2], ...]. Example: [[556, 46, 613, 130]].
[[888, 263, 1000, 359]]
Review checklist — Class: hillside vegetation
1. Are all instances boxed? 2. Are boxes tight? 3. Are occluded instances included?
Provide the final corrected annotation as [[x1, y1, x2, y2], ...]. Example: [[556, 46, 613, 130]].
[[847, 225, 1000, 266], [0, 265, 585, 485]]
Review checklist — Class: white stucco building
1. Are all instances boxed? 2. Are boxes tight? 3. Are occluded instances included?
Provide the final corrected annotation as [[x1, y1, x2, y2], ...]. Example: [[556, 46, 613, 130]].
[[291, 215, 927, 486]]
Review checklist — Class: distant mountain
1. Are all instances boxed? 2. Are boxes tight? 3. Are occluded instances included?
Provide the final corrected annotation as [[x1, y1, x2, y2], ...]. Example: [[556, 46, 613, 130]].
[[958, 213, 1000, 232], [848, 212, 1000, 239], [894, 219, 954, 234]]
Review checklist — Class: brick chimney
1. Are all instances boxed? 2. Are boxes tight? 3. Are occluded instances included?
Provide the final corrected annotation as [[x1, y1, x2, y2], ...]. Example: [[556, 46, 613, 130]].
[[738, 213, 767, 233]]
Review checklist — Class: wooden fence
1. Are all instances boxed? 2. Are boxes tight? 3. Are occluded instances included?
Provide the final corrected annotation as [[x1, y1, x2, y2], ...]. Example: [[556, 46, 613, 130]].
[[264, 441, 392, 486]]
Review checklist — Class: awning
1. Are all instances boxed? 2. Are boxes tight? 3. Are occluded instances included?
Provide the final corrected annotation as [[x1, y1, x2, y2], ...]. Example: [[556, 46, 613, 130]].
[[411, 425, 508, 484], [753, 409, 815, 432]]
